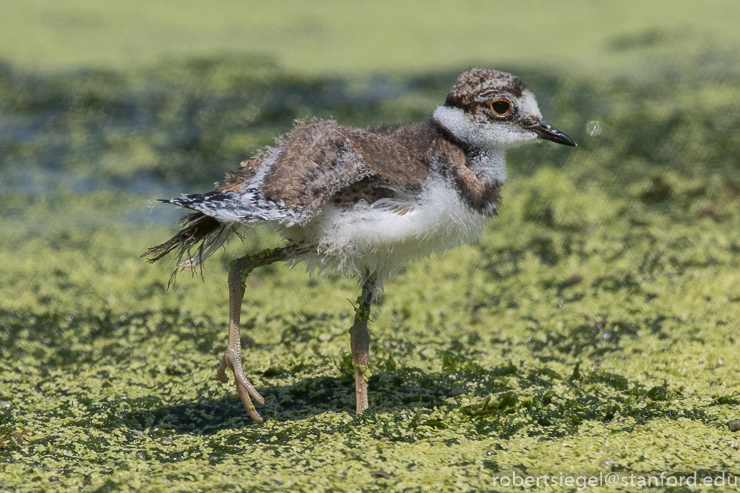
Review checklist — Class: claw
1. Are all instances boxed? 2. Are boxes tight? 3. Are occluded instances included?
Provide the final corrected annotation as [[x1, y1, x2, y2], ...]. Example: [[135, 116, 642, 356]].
[[218, 347, 265, 422]]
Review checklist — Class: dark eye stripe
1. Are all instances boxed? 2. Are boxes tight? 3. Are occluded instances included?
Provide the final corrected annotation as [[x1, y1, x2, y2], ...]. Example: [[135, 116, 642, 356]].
[[490, 100, 511, 116]]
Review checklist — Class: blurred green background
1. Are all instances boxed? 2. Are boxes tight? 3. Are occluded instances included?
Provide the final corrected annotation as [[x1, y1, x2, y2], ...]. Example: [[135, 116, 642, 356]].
[[2, 0, 739, 76], [2, 2, 740, 491]]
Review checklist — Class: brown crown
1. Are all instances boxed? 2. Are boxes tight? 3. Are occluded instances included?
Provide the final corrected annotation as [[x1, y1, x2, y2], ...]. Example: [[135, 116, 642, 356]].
[[444, 69, 526, 110]]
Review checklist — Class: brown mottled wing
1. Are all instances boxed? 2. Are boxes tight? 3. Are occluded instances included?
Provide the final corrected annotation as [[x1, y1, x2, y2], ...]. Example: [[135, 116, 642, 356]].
[[259, 120, 432, 216], [259, 121, 371, 213]]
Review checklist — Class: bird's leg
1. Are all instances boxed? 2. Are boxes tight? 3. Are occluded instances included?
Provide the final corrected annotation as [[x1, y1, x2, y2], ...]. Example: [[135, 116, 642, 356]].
[[350, 276, 377, 415], [217, 247, 291, 423]]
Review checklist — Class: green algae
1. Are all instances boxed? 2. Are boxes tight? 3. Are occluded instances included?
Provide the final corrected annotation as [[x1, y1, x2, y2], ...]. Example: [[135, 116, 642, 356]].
[[2, 55, 740, 492]]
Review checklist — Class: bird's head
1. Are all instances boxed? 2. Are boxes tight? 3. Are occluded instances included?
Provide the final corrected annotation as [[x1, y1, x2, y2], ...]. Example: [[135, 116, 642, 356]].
[[433, 68, 576, 149]]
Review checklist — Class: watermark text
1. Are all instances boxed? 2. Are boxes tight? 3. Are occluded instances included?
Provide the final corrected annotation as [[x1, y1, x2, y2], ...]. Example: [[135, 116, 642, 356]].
[[491, 471, 740, 489]]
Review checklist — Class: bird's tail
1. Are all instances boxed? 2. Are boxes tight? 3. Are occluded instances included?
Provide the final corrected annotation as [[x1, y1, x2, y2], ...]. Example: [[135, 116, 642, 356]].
[[142, 212, 234, 282]]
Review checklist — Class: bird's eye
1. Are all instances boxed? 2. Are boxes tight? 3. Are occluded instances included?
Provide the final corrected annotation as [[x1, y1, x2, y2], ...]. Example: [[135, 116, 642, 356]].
[[489, 99, 511, 116]]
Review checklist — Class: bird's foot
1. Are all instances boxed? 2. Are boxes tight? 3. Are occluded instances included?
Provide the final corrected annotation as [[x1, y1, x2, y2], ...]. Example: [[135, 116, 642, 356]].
[[217, 347, 265, 423]]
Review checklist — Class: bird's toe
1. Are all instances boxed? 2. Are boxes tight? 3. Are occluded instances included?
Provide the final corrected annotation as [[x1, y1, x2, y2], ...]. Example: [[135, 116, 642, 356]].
[[218, 347, 265, 421]]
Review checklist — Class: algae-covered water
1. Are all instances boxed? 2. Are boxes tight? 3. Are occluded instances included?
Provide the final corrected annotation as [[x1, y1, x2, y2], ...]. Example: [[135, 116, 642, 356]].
[[2, 4, 740, 492]]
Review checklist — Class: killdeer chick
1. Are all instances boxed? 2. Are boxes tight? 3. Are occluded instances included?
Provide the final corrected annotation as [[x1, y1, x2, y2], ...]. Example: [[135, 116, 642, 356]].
[[145, 68, 576, 422]]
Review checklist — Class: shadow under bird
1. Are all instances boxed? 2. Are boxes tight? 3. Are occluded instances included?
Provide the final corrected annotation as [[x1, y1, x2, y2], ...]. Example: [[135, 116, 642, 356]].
[[144, 68, 576, 422]]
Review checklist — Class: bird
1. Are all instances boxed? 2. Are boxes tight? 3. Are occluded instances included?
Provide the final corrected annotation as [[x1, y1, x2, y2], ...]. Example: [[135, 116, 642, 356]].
[[144, 68, 576, 423]]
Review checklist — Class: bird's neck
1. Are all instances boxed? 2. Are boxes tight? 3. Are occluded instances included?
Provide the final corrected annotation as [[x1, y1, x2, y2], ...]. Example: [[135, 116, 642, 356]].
[[431, 107, 507, 185]]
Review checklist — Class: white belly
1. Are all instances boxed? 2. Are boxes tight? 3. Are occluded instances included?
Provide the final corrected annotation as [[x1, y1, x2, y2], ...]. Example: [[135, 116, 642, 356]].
[[284, 176, 490, 280]]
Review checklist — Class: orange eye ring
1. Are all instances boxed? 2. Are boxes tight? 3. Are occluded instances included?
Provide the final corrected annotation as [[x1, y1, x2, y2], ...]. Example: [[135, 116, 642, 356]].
[[489, 99, 512, 116]]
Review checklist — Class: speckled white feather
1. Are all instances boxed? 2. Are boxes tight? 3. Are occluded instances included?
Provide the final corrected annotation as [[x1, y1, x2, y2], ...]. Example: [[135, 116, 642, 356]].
[[179, 145, 309, 227]]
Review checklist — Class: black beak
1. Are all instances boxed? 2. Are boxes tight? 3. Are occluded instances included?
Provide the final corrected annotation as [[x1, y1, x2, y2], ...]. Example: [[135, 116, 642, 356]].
[[526, 119, 577, 146]]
